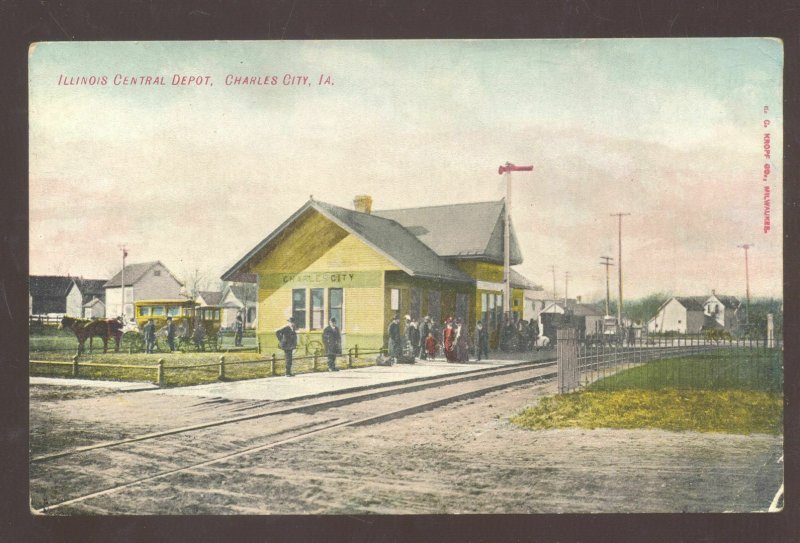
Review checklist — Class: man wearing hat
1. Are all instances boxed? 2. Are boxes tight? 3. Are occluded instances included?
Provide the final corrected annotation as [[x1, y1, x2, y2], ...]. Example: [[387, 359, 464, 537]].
[[387, 313, 401, 361], [143, 318, 156, 354], [275, 317, 298, 376], [418, 315, 431, 359], [322, 317, 341, 372]]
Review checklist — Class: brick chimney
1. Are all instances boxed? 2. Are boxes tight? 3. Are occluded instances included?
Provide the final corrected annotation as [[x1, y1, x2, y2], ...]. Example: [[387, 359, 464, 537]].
[[353, 195, 373, 214]]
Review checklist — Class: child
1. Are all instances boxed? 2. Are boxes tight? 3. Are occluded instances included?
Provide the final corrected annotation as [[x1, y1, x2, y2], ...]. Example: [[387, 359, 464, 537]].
[[425, 331, 436, 360]]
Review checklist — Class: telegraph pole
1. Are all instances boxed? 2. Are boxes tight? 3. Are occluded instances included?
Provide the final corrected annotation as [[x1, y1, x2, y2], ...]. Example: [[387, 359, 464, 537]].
[[549, 265, 557, 301], [600, 256, 614, 316], [737, 244, 753, 325], [118, 245, 127, 322], [498, 162, 533, 316], [564, 271, 570, 307], [610, 213, 630, 325]]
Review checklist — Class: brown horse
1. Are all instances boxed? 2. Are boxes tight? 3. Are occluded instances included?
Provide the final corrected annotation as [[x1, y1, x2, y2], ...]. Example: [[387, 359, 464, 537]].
[[59, 316, 123, 355]]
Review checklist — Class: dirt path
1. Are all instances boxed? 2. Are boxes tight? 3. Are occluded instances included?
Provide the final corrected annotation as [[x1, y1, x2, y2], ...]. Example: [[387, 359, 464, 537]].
[[31, 381, 783, 514]]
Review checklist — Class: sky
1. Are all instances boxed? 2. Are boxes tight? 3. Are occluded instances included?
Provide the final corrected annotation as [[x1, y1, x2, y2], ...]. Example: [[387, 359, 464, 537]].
[[29, 39, 783, 301]]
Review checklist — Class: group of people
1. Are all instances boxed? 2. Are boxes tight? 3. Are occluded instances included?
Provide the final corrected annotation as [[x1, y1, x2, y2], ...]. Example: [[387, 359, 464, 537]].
[[386, 314, 494, 364], [275, 316, 341, 377], [142, 316, 207, 353]]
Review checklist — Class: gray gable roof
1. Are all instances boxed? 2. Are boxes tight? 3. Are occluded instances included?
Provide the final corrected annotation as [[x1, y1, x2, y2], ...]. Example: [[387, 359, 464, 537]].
[[373, 200, 523, 264], [29, 275, 73, 298], [222, 199, 474, 284], [75, 278, 107, 297], [509, 269, 542, 291], [228, 283, 257, 303], [197, 291, 223, 306], [104, 261, 182, 288], [710, 295, 740, 309], [675, 296, 706, 311]]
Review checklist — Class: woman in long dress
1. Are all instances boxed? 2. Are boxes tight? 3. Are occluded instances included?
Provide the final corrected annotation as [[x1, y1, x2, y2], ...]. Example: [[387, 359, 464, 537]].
[[443, 319, 458, 362]]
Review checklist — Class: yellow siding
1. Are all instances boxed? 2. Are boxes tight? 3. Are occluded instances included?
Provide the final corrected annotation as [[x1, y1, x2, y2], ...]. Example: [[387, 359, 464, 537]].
[[306, 234, 399, 272], [344, 286, 385, 335], [455, 260, 504, 282]]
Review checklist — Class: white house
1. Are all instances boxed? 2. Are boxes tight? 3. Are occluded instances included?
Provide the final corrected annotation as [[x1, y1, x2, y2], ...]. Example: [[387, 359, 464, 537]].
[[29, 275, 106, 318], [82, 297, 106, 319], [220, 282, 258, 329], [702, 293, 741, 332], [647, 296, 706, 334], [104, 261, 184, 320], [196, 291, 223, 307]]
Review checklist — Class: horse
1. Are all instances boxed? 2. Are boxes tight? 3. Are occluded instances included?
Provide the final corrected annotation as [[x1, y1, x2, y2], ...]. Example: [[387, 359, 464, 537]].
[[59, 316, 123, 355]]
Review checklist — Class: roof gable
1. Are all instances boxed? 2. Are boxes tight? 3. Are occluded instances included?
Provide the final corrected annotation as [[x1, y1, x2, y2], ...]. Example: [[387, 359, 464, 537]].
[[197, 291, 223, 306], [104, 261, 182, 288], [373, 200, 523, 264], [29, 275, 73, 298], [674, 296, 706, 311], [223, 200, 474, 284]]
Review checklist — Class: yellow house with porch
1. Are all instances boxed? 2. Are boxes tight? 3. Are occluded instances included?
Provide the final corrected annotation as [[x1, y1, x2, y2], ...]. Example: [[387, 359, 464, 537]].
[[222, 196, 541, 353]]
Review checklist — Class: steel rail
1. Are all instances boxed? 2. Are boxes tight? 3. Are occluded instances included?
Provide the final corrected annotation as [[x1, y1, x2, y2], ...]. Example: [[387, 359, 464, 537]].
[[32, 366, 557, 513]]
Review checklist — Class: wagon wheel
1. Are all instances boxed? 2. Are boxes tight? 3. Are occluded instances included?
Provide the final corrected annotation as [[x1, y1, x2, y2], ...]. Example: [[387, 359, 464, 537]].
[[121, 331, 144, 353], [304, 339, 324, 355], [206, 334, 219, 352]]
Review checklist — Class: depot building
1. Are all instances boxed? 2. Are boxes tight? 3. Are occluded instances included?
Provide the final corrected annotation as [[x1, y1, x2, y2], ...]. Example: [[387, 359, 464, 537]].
[[222, 195, 541, 353]]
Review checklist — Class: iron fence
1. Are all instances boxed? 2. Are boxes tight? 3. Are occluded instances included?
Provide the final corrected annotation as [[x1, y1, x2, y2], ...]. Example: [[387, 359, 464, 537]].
[[557, 328, 783, 394]]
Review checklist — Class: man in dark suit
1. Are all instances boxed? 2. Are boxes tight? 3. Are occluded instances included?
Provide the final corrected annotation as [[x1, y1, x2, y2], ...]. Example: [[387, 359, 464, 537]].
[[418, 315, 431, 359], [276, 317, 298, 376], [387, 314, 401, 361], [322, 317, 342, 372]]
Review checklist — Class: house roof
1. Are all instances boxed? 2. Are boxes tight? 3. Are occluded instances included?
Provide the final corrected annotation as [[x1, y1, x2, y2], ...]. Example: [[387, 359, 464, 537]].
[[82, 297, 105, 308], [709, 294, 740, 309], [509, 269, 542, 291], [222, 199, 475, 284], [572, 303, 605, 317], [197, 291, 223, 306], [29, 275, 73, 298], [228, 283, 257, 303], [104, 261, 182, 288], [373, 199, 523, 265], [674, 296, 706, 311], [74, 278, 107, 297]]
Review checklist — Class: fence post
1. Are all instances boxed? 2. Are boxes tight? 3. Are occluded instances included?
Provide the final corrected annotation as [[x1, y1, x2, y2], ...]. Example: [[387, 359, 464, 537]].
[[556, 328, 577, 394], [271, 353, 276, 376], [348, 348, 353, 368], [157, 358, 164, 386], [355, 344, 359, 359], [313, 349, 319, 371], [72, 355, 79, 378], [218, 355, 226, 381]]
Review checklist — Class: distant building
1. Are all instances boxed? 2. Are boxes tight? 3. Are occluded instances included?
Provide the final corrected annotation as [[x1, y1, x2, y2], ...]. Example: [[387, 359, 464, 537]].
[[82, 297, 106, 319], [29, 275, 107, 318], [196, 291, 223, 307], [647, 296, 708, 334], [104, 261, 184, 320], [539, 299, 605, 341], [220, 283, 258, 329], [702, 293, 742, 332]]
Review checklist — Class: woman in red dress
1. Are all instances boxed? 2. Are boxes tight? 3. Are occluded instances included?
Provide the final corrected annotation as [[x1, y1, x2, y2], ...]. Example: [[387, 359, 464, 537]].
[[443, 318, 458, 362]]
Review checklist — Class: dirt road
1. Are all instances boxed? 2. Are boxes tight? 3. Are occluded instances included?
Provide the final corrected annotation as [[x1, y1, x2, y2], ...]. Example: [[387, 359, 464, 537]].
[[30, 379, 782, 514]]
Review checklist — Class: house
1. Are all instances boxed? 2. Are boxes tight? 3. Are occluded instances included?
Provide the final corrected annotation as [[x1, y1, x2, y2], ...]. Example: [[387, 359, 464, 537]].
[[196, 291, 223, 307], [104, 261, 184, 320], [29, 275, 74, 317], [82, 297, 106, 319], [219, 283, 258, 329], [539, 299, 605, 341], [222, 196, 542, 351], [71, 278, 107, 317], [29, 275, 107, 318], [647, 296, 706, 334], [702, 293, 741, 332]]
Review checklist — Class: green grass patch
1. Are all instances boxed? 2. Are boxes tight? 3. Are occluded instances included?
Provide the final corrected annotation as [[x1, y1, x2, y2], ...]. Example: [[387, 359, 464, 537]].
[[512, 350, 783, 435], [30, 350, 378, 386], [589, 349, 783, 392], [511, 389, 783, 434]]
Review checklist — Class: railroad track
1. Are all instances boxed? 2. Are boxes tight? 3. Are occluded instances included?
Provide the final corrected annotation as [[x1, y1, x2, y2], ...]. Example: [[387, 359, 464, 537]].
[[31, 359, 557, 513]]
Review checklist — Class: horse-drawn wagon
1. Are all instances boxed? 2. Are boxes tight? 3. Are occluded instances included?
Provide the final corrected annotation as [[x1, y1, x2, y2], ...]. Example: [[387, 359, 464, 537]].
[[121, 299, 223, 353]]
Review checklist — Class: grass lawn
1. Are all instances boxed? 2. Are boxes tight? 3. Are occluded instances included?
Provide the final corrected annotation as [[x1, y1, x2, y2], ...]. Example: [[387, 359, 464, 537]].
[[512, 350, 783, 435], [30, 345, 377, 386]]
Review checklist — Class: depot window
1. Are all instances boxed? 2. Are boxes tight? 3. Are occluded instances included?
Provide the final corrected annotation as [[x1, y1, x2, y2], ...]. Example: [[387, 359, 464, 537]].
[[292, 289, 307, 329], [329, 288, 343, 330], [390, 288, 400, 311], [310, 288, 325, 330]]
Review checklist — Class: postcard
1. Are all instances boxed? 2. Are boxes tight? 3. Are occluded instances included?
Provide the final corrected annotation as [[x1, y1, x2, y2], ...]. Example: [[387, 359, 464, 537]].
[[28, 39, 783, 515]]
